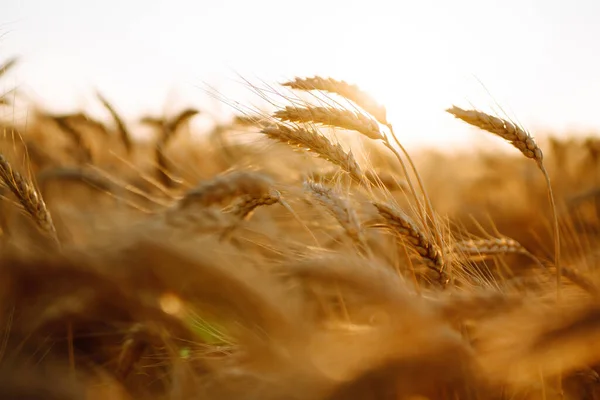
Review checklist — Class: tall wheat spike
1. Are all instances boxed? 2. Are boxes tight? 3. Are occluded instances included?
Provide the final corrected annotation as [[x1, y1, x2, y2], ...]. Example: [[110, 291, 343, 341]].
[[447, 106, 561, 300], [0, 57, 18, 79]]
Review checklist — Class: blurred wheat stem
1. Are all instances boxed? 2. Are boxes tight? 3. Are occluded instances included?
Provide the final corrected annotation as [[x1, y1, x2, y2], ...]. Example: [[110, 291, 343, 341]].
[[447, 106, 561, 300]]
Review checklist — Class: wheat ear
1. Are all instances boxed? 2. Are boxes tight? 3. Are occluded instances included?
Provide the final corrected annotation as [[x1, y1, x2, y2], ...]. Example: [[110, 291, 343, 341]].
[[305, 181, 366, 251], [261, 123, 364, 184], [373, 202, 446, 284], [447, 106, 561, 300], [452, 238, 527, 256], [177, 171, 274, 210], [229, 190, 281, 220], [0, 154, 58, 243], [282, 76, 388, 125], [274, 106, 383, 140]]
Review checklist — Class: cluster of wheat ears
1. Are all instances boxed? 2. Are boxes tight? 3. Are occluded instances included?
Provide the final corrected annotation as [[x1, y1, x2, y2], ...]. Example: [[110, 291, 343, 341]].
[[2, 57, 600, 399]]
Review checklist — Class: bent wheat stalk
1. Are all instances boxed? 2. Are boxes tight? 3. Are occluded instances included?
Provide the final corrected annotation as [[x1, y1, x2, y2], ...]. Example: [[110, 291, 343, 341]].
[[373, 202, 447, 284], [447, 106, 561, 300]]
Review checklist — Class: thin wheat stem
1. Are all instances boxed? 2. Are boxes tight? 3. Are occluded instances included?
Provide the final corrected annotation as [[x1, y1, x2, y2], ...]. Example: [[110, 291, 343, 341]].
[[541, 164, 561, 301]]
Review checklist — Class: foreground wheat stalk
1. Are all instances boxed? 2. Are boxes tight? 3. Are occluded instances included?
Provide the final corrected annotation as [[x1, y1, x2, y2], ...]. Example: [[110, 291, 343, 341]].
[[0, 154, 58, 243], [274, 106, 383, 141], [447, 106, 561, 300], [261, 123, 364, 184], [373, 202, 447, 284], [282, 76, 389, 125]]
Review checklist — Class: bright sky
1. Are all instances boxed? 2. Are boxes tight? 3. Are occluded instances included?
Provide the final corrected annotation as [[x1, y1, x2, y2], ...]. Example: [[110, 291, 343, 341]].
[[2, 0, 600, 149]]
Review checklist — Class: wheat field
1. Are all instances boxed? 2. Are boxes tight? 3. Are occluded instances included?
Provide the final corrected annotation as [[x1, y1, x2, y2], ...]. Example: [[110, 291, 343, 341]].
[[1, 57, 600, 399]]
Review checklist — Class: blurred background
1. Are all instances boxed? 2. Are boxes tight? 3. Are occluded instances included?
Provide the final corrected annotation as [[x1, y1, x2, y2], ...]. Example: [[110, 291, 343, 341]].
[[2, 0, 600, 149]]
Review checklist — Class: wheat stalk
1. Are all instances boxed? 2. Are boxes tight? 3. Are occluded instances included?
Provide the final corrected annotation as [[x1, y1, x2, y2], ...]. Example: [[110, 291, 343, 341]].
[[305, 181, 366, 251], [0, 57, 18, 79], [0, 154, 58, 243], [453, 238, 527, 256], [96, 91, 132, 154], [51, 115, 93, 163], [282, 76, 388, 125], [446, 107, 543, 165], [274, 106, 383, 140], [373, 202, 446, 283], [177, 171, 274, 210], [261, 123, 364, 184], [142, 108, 199, 145], [166, 108, 199, 142], [447, 106, 561, 300], [229, 190, 281, 220]]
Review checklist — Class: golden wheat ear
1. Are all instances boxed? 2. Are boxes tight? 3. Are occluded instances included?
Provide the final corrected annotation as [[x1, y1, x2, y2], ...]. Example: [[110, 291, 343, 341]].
[[274, 106, 383, 141], [282, 76, 389, 125], [261, 123, 365, 184], [304, 181, 367, 252], [373, 202, 447, 285], [446, 106, 543, 166], [447, 106, 561, 300], [176, 170, 275, 210], [0, 154, 58, 244]]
